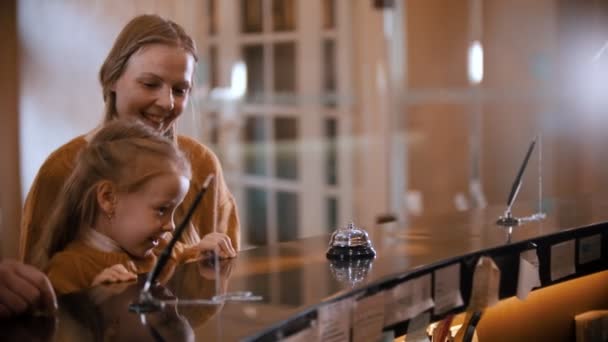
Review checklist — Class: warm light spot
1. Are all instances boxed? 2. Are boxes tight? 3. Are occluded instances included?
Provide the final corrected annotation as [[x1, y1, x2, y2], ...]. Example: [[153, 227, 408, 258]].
[[468, 41, 484, 84], [230, 61, 247, 98]]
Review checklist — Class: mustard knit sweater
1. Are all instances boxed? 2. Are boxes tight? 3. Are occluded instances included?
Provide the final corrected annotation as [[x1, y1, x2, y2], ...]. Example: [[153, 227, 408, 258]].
[[47, 240, 157, 295], [20, 134, 241, 264], [47, 237, 206, 295]]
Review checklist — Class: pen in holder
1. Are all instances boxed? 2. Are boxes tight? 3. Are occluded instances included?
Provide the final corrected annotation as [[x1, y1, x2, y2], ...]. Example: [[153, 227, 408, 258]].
[[496, 136, 546, 228]]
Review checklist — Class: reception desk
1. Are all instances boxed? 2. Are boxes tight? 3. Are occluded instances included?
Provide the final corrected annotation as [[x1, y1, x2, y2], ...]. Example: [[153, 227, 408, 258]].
[[3, 197, 608, 341]]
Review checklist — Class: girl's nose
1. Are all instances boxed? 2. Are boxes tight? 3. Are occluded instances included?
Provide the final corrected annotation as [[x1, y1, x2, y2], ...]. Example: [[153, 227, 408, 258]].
[[161, 219, 175, 233]]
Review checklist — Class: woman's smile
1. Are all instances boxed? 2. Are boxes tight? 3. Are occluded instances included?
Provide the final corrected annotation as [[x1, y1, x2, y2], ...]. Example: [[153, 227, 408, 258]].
[[140, 112, 166, 130]]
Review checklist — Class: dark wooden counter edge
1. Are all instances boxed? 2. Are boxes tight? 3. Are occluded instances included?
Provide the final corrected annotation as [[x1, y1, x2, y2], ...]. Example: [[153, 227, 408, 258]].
[[244, 221, 608, 341]]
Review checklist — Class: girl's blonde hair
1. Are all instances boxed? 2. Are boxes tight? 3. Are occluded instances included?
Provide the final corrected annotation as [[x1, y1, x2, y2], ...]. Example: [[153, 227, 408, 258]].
[[99, 14, 198, 138], [34, 120, 191, 268]]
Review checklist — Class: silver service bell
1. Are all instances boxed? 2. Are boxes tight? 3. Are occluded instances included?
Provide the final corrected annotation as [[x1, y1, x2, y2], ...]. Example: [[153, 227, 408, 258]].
[[326, 222, 376, 260]]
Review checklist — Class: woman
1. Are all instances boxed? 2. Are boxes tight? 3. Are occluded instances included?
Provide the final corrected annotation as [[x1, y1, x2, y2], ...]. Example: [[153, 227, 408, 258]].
[[20, 14, 239, 265], [0, 259, 57, 318]]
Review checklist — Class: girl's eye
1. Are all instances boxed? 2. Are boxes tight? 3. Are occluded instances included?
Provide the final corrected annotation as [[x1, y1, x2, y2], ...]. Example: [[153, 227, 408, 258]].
[[157, 207, 168, 216]]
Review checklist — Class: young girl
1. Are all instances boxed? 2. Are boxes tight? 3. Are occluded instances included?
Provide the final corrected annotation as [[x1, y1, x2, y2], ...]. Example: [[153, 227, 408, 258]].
[[34, 121, 225, 295]]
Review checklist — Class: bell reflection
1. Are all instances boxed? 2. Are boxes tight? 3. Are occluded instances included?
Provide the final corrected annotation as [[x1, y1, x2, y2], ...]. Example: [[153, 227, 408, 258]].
[[328, 258, 374, 288]]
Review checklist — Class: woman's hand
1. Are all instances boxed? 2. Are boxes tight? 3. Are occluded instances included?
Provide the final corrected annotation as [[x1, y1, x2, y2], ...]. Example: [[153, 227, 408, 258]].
[[0, 260, 57, 318], [91, 264, 137, 287], [196, 232, 237, 259]]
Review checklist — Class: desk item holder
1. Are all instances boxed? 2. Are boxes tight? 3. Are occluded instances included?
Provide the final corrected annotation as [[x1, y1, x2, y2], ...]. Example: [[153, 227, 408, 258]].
[[326, 222, 376, 260], [496, 136, 546, 228]]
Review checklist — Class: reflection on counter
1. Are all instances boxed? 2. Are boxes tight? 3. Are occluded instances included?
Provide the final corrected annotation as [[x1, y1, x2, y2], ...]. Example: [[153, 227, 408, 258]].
[[1, 314, 56, 341], [58, 282, 196, 341], [328, 258, 374, 288], [55, 258, 239, 341]]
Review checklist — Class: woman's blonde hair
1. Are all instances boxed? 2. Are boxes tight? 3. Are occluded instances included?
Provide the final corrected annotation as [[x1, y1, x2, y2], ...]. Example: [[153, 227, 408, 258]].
[[33, 120, 191, 268], [99, 14, 198, 138]]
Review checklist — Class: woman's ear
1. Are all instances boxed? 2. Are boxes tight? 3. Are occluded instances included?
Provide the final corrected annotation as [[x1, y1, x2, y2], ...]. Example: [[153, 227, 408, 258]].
[[96, 180, 118, 217]]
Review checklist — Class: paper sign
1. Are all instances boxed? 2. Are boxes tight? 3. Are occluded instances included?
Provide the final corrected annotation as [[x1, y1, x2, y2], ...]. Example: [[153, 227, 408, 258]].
[[434, 263, 464, 315], [406, 311, 431, 342], [578, 234, 602, 265], [352, 292, 385, 342], [318, 298, 353, 342], [517, 249, 541, 300], [468, 256, 501, 310], [551, 240, 576, 281], [384, 274, 434, 327]]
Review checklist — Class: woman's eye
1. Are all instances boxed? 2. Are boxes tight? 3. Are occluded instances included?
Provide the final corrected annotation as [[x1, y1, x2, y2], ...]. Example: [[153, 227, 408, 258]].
[[142, 82, 159, 89], [173, 88, 188, 96]]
